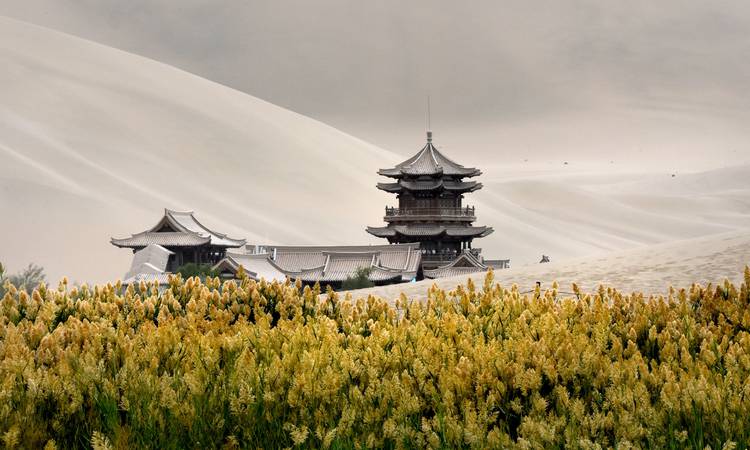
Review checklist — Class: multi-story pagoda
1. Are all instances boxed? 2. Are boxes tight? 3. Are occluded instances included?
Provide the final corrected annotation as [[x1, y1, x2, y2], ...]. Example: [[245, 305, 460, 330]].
[[367, 131, 494, 269]]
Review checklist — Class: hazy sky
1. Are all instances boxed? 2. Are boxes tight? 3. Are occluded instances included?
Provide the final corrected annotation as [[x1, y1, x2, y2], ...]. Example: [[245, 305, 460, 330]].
[[2, 0, 750, 167]]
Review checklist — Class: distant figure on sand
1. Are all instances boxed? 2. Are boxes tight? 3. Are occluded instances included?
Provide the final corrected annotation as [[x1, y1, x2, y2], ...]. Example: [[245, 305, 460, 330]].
[[540, 255, 550, 263]]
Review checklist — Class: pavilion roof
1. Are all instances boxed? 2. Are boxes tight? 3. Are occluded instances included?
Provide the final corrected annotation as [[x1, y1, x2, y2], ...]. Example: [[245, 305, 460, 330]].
[[213, 243, 421, 284], [112, 232, 211, 248], [124, 243, 173, 280], [377, 179, 481, 193], [121, 244, 175, 285], [111, 209, 246, 248], [214, 252, 286, 282], [423, 251, 490, 279], [378, 132, 481, 179], [366, 225, 493, 239]]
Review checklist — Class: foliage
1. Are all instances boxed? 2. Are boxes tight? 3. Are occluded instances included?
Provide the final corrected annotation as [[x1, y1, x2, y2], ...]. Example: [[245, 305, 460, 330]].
[[0, 262, 46, 297], [1, 269, 750, 449], [341, 266, 375, 290], [175, 262, 219, 280], [0, 263, 5, 297], [10, 263, 46, 293]]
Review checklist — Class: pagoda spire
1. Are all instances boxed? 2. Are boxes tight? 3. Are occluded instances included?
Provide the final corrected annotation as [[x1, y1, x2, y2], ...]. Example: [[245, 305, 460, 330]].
[[426, 95, 432, 143]]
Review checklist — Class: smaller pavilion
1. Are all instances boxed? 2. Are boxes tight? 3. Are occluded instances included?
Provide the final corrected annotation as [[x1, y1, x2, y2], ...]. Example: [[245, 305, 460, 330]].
[[111, 209, 246, 273]]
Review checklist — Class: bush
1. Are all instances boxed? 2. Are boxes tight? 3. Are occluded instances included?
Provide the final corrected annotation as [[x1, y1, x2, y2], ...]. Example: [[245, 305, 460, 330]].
[[175, 262, 219, 279], [341, 266, 375, 290], [1, 269, 750, 448]]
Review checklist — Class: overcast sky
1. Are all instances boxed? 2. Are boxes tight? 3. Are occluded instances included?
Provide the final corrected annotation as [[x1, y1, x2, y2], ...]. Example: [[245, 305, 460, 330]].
[[2, 0, 750, 168]]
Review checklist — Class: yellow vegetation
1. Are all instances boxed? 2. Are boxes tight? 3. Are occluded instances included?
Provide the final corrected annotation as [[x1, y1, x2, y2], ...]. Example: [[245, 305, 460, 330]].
[[1, 268, 750, 449]]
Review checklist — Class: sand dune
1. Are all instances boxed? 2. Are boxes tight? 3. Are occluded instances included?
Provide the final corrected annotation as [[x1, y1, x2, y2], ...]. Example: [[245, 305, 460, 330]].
[[473, 165, 749, 266], [0, 17, 401, 282], [0, 16, 748, 283], [346, 230, 750, 303]]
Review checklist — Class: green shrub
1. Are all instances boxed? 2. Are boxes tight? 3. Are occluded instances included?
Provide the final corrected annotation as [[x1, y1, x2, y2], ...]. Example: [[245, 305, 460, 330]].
[[175, 262, 219, 280], [341, 266, 374, 290]]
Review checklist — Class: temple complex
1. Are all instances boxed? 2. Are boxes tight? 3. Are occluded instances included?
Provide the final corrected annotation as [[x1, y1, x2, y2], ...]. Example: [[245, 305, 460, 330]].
[[112, 132, 507, 288], [367, 131, 498, 273]]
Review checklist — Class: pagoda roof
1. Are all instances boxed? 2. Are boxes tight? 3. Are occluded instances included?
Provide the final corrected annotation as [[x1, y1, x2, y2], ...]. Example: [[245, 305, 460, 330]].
[[377, 179, 481, 193], [111, 209, 246, 248], [378, 132, 481, 179], [366, 225, 493, 239]]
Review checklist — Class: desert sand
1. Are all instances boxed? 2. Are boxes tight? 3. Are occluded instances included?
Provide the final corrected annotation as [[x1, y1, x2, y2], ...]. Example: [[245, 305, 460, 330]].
[[1, 16, 749, 284], [345, 230, 750, 303]]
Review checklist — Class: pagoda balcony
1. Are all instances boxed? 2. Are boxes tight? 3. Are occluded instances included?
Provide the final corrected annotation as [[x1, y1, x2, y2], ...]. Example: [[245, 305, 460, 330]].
[[384, 206, 476, 222]]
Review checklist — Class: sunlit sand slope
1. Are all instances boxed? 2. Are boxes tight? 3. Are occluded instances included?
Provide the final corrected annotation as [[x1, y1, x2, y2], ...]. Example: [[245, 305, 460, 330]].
[[347, 230, 750, 302]]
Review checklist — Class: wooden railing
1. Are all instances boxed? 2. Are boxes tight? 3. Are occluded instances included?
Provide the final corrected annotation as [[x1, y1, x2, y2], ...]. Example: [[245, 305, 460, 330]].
[[385, 206, 475, 218]]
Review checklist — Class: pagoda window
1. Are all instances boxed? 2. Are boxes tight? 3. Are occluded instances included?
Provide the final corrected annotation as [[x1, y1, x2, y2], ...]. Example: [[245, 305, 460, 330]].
[[439, 198, 454, 208]]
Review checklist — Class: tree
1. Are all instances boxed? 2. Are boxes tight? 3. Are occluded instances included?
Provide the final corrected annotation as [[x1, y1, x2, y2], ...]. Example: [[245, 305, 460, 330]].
[[341, 266, 375, 291], [10, 263, 46, 293], [0, 263, 46, 295], [0, 263, 6, 297]]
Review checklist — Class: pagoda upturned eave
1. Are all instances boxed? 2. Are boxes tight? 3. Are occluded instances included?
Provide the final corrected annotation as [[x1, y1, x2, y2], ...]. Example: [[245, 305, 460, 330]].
[[111, 232, 211, 248], [376, 179, 482, 194], [366, 225, 493, 239]]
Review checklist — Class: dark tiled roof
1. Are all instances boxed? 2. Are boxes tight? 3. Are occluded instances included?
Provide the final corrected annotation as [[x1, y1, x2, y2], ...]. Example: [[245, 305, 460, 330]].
[[378, 133, 481, 178], [376, 180, 481, 193], [445, 226, 493, 237], [111, 209, 246, 248], [366, 225, 493, 239], [365, 227, 398, 238], [444, 180, 481, 192], [112, 232, 211, 248]]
